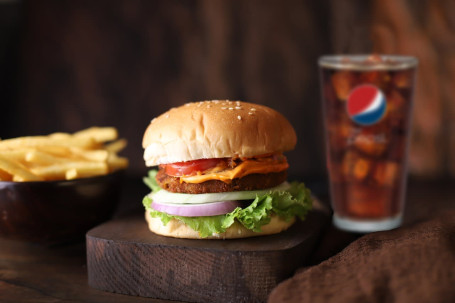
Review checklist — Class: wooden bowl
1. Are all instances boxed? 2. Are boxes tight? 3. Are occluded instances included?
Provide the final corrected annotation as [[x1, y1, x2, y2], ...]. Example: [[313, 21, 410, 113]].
[[0, 171, 124, 244]]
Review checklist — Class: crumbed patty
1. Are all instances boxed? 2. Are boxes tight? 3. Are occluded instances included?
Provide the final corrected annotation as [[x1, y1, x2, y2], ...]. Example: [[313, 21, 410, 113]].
[[156, 168, 287, 194]]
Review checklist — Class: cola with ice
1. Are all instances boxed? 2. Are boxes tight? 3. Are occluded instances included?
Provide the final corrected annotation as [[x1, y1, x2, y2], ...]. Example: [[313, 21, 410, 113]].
[[319, 55, 418, 232]]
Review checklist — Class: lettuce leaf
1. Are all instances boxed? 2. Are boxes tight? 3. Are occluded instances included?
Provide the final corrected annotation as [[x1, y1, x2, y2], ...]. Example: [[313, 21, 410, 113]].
[[143, 170, 312, 238], [143, 170, 161, 193]]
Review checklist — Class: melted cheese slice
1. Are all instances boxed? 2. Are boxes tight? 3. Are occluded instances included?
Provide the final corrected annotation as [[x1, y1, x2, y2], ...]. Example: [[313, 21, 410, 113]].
[[180, 158, 289, 184]]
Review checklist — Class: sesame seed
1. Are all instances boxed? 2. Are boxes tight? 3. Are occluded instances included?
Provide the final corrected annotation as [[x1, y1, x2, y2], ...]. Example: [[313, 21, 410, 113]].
[[221, 107, 227, 110], [237, 115, 242, 120], [235, 106, 242, 110], [228, 107, 234, 110], [250, 108, 256, 111]]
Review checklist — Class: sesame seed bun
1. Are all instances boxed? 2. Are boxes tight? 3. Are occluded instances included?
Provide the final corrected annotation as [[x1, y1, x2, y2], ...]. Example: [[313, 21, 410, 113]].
[[143, 100, 297, 166]]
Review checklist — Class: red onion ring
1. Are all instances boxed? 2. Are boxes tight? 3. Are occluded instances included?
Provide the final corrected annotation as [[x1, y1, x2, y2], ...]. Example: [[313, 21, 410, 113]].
[[151, 200, 242, 217]]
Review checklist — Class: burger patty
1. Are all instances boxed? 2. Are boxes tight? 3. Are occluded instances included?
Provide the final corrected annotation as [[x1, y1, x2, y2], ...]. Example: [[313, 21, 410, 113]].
[[156, 169, 287, 194]]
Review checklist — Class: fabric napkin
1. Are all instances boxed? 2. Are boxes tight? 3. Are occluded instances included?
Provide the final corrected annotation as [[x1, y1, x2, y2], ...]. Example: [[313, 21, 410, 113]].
[[269, 211, 455, 303]]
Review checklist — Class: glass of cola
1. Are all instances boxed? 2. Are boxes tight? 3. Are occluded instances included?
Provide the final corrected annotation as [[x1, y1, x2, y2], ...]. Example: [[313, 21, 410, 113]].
[[319, 54, 418, 232]]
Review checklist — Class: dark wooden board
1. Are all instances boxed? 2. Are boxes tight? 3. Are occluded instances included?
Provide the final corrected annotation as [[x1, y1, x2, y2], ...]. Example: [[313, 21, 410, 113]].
[[86, 206, 329, 303]]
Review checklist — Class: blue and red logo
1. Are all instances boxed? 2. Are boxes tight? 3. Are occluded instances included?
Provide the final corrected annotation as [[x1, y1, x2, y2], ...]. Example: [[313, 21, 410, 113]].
[[346, 85, 387, 125]]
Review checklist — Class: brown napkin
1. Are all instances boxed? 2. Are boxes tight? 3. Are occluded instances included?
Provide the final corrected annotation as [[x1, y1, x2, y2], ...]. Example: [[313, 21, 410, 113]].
[[269, 211, 455, 303]]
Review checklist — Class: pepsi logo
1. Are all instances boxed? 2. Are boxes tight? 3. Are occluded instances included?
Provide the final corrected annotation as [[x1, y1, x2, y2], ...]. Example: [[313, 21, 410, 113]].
[[346, 84, 387, 125]]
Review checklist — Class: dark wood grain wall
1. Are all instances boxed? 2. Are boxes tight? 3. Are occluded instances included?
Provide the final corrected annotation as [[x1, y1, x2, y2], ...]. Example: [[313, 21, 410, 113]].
[[328, 0, 455, 177], [371, 0, 455, 177], [2, 0, 454, 178], [13, 0, 331, 178]]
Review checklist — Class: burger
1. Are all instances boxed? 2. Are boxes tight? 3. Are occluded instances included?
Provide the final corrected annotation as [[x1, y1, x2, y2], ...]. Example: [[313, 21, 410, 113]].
[[142, 100, 312, 239]]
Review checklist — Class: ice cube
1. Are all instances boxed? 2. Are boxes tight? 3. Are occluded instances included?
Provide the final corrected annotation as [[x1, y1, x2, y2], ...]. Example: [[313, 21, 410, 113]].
[[388, 90, 406, 110], [359, 71, 391, 89], [342, 151, 371, 181], [354, 133, 386, 156], [393, 70, 413, 88], [353, 158, 371, 181], [386, 90, 407, 129], [331, 71, 356, 100], [374, 161, 399, 186]]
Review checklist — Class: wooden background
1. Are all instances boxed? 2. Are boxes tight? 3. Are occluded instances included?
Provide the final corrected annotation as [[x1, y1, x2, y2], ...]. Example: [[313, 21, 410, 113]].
[[1, 0, 454, 179]]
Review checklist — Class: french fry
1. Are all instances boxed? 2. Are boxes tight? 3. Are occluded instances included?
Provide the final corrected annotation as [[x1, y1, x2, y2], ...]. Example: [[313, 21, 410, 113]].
[[73, 127, 118, 143], [0, 127, 127, 182], [70, 162, 109, 178], [0, 136, 98, 150], [25, 150, 69, 165], [0, 155, 42, 181], [0, 169, 12, 181], [0, 149, 30, 162], [31, 162, 109, 180], [69, 147, 108, 162], [105, 139, 127, 153], [107, 153, 129, 171], [35, 145, 71, 157], [48, 132, 71, 139], [12, 175, 29, 182], [65, 168, 78, 180]]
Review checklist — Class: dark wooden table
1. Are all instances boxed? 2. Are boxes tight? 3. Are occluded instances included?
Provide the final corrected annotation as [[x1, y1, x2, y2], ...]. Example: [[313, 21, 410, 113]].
[[1, 177, 454, 303]]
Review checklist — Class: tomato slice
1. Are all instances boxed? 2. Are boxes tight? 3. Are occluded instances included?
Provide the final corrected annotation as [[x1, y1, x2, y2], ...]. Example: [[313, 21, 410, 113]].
[[162, 158, 225, 176]]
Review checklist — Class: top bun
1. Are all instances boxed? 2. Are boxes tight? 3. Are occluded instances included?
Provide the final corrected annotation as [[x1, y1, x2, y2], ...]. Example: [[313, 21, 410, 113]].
[[143, 100, 296, 166]]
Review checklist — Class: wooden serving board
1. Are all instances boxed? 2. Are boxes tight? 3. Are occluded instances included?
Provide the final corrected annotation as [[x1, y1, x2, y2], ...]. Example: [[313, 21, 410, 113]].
[[86, 204, 329, 303]]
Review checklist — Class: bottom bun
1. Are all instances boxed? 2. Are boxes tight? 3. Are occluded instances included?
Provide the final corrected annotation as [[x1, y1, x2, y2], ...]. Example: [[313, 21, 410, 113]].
[[145, 211, 296, 239]]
